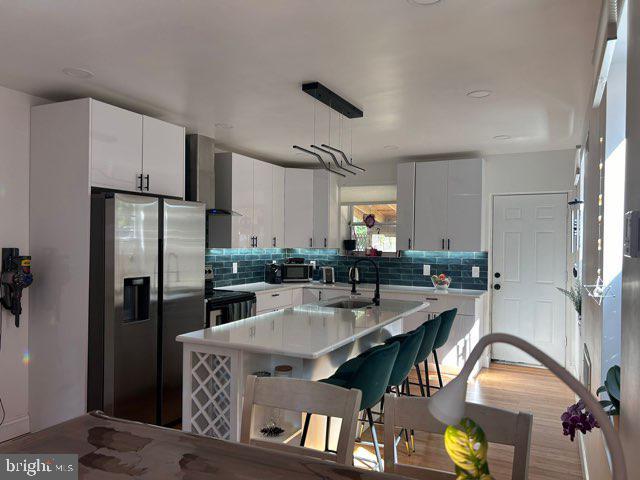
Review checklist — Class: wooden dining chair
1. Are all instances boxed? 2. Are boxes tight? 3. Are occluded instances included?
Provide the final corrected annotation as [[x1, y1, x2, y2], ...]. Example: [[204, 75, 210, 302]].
[[383, 394, 533, 479], [241, 375, 362, 465]]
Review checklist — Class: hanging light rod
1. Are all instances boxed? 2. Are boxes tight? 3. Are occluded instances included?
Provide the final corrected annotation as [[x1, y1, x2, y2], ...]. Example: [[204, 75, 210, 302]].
[[292, 146, 346, 177], [311, 145, 357, 175], [302, 82, 363, 119], [320, 144, 366, 172]]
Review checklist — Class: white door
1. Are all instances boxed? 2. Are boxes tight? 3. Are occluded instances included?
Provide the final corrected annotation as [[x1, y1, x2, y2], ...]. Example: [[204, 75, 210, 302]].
[[230, 154, 255, 248], [142, 116, 185, 198], [492, 193, 567, 365], [285, 168, 314, 248], [446, 159, 482, 252], [90, 100, 143, 192], [396, 162, 415, 250], [272, 165, 285, 247], [252, 160, 273, 248], [414, 161, 448, 251]]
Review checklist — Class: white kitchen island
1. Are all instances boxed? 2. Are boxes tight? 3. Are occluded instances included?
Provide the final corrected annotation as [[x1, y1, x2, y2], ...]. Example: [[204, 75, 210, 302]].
[[177, 297, 426, 442]]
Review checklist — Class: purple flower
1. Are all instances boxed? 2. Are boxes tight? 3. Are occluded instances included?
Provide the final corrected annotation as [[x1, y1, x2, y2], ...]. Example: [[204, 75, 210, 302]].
[[561, 400, 599, 441]]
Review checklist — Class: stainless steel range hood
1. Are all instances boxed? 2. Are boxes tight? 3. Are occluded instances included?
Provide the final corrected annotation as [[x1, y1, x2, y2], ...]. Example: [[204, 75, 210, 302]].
[[185, 134, 239, 216]]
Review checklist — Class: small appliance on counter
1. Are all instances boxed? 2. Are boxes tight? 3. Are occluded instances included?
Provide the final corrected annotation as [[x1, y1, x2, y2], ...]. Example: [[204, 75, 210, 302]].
[[281, 263, 312, 282], [321, 266, 335, 284], [343, 239, 357, 254], [206, 289, 257, 327], [264, 263, 282, 284]]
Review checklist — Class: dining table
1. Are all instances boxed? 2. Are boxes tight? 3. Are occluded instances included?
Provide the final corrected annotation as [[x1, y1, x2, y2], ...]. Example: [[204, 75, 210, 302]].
[[0, 411, 407, 479]]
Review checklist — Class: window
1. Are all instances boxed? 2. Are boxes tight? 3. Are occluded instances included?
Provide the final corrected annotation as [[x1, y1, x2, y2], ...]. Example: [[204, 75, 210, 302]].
[[347, 203, 397, 252]]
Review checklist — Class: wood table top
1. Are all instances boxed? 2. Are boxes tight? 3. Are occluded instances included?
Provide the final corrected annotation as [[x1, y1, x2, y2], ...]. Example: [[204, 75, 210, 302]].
[[0, 412, 406, 479]]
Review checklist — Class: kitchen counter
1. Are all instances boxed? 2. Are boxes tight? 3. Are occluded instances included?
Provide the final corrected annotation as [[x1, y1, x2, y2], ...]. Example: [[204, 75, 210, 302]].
[[178, 297, 426, 443], [217, 281, 486, 298], [177, 298, 426, 359]]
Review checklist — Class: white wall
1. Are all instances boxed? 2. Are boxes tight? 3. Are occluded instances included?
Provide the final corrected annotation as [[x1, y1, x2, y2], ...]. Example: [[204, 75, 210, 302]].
[[0, 85, 45, 441]]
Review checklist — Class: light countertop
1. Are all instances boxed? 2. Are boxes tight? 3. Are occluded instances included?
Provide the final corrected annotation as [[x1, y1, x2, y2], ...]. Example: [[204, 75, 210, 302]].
[[177, 298, 426, 359], [217, 281, 486, 298]]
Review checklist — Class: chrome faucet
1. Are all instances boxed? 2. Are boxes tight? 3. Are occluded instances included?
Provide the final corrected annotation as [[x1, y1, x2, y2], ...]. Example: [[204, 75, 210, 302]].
[[349, 258, 380, 306]]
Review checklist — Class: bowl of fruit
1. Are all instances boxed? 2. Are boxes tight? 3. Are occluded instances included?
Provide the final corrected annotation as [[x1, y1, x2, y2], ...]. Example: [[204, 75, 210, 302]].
[[431, 273, 451, 291]]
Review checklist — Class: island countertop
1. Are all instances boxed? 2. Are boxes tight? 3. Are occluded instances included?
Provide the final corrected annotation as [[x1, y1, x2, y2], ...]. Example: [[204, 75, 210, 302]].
[[177, 298, 427, 359]]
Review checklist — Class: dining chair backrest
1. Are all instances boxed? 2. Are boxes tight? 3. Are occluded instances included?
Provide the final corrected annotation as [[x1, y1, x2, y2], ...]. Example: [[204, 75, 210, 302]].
[[383, 394, 533, 480], [349, 342, 400, 410], [384, 325, 425, 387], [414, 316, 442, 364], [241, 375, 361, 465], [433, 308, 457, 350]]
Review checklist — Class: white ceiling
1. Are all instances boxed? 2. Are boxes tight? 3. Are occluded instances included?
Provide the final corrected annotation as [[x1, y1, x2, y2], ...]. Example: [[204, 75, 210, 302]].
[[0, 0, 600, 165]]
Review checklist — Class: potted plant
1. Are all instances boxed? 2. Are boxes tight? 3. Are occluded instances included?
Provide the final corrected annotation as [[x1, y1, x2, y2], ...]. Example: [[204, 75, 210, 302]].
[[597, 365, 621, 430], [557, 280, 582, 317]]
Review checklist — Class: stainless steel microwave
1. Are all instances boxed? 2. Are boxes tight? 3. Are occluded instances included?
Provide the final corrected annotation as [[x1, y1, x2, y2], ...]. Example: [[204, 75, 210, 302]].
[[281, 263, 312, 282]]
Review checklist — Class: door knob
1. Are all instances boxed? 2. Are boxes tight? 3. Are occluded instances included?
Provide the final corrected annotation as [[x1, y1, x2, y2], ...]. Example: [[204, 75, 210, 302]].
[[494, 284, 501, 290]]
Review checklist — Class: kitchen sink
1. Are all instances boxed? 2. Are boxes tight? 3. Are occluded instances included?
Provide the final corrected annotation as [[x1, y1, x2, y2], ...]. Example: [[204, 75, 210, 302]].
[[325, 299, 374, 309]]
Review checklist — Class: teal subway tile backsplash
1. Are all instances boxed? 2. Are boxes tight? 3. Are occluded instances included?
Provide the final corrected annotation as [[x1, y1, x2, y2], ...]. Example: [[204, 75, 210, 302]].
[[205, 248, 488, 292]]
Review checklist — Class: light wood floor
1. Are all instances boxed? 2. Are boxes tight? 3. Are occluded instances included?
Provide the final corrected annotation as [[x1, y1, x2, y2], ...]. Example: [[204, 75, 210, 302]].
[[359, 363, 583, 480]]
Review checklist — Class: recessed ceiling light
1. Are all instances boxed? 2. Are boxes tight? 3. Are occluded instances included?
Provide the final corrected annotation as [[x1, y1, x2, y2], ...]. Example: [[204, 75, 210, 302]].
[[493, 135, 512, 140], [383, 145, 399, 150], [407, 0, 443, 5], [62, 67, 95, 79], [214, 123, 233, 129], [467, 90, 492, 99]]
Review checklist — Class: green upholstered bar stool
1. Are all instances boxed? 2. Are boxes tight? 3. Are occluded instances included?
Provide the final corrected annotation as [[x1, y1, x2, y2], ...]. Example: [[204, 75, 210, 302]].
[[383, 325, 426, 396], [431, 308, 457, 389], [300, 341, 400, 470], [382, 325, 425, 453], [408, 316, 442, 398]]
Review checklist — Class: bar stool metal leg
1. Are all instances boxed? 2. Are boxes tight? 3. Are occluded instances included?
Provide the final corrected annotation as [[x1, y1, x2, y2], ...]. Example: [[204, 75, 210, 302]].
[[415, 365, 426, 397], [300, 413, 312, 446], [433, 349, 444, 388], [424, 360, 431, 397], [366, 408, 383, 471]]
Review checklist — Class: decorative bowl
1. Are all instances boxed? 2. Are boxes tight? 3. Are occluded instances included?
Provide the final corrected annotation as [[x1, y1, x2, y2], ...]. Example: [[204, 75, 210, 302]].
[[431, 274, 451, 290]]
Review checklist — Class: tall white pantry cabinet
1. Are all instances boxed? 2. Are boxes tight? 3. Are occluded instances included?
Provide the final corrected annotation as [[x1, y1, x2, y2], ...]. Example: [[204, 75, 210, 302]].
[[29, 98, 186, 432]]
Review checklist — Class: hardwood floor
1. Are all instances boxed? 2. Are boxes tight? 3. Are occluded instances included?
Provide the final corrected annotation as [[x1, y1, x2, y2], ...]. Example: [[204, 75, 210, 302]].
[[358, 363, 583, 479]]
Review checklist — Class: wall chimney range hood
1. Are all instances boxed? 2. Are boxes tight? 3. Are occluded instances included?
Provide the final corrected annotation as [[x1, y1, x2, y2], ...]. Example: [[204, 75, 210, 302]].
[[185, 134, 241, 216]]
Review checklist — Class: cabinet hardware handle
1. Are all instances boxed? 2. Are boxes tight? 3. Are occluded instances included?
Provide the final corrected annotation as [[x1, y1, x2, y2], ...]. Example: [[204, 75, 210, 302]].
[[425, 297, 438, 301], [447, 238, 451, 250], [408, 238, 412, 250], [442, 238, 445, 250], [319, 291, 322, 300], [273, 237, 277, 247], [145, 174, 150, 191], [137, 174, 144, 191], [271, 293, 280, 297], [324, 238, 327, 247], [310, 238, 313, 247]]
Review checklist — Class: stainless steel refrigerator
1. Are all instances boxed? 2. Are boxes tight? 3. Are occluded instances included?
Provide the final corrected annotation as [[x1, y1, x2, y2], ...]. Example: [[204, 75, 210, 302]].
[[88, 193, 205, 426]]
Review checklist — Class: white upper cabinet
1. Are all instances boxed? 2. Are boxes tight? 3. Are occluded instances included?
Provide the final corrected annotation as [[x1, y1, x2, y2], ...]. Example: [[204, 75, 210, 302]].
[[253, 160, 273, 248], [406, 158, 483, 252], [446, 158, 482, 252], [272, 165, 285, 248], [89, 99, 185, 198], [313, 170, 340, 248], [414, 161, 449, 251], [284, 168, 314, 248], [142, 115, 185, 198], [396, 162, 416, 250], [90, 100, 143, 192]]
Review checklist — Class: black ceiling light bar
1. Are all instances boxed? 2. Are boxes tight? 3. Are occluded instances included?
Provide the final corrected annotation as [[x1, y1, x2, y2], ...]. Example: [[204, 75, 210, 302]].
[[320, 144, 366, 172], [292, 145, 346, 177], [311, 145, 356, 175], [302, 82, 363, 119]]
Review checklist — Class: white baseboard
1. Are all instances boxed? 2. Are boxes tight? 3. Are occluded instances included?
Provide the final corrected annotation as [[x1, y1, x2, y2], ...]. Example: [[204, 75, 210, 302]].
[[0, 415, 30, 443]]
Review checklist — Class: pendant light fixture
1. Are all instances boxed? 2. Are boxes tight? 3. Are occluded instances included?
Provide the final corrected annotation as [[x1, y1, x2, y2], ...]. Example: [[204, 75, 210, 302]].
[[293, 82, 365, 174]]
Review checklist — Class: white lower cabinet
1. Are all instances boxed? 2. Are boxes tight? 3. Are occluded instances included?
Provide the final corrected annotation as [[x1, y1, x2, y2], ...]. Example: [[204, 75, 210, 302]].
[[256, 288, 303, 314]]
